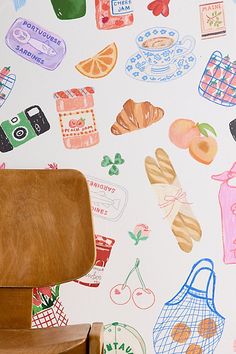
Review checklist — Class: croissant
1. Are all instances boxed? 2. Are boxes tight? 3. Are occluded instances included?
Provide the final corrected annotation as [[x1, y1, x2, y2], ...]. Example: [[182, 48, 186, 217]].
[[111, 99, 164, 135]]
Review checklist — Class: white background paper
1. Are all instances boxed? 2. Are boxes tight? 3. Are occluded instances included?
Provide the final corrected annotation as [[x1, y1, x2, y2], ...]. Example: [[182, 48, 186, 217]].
[[1, 0, 236, 352]]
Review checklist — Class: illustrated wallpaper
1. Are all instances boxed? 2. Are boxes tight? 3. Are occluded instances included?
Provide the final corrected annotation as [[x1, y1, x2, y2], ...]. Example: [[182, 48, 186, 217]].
[[1, 0, 236, 353]]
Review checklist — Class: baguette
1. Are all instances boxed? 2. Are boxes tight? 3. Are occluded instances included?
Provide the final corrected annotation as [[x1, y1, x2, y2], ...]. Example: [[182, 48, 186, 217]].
[[172, 212, 202, 253], [145, 156, 167, 184], [145, 148, 202, 253], [155, 148, 176, 184]]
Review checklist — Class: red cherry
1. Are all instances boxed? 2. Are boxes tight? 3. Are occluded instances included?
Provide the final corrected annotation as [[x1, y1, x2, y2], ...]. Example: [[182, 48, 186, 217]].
[[110, 284, 131, 305], [102, 16, 109, 23], [132, 288, 155, 310]]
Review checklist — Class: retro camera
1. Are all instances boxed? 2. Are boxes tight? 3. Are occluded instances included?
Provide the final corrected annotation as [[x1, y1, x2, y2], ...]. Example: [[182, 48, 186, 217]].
[[0, 105, 50, 152]]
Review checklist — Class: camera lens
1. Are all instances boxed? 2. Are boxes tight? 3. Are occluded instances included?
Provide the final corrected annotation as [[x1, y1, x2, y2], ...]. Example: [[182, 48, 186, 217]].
[[34, 123, 41, 133], [13, 127, 28, 140]]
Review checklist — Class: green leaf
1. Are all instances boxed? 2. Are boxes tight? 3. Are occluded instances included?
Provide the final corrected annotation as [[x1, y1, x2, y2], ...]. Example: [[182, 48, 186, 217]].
[[136, 230, 142, 239], [51, 294, 57, 302], [101, 155, 113, 167], [114, 153, 125, 165], [54, 285, 60, 298], [41, 303, 48, 310], [32, 304, 42, 315], [109, 164, 119, 176], [197, 123, 217, 137], [225, 64, 232, 71], [139, 236, 148, 241], [200, 128, 208, 137], [128, 231, 137, 241], [50, 298, 54, 306]]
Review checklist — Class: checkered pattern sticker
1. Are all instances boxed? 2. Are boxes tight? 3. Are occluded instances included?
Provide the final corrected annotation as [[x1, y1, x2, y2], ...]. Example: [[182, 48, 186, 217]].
[[32, 298, 68, 328], [198, 51, 236, 107]]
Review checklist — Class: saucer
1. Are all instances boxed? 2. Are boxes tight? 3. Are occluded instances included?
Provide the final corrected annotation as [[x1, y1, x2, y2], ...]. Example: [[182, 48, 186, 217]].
[[125, 52, 196, 83]]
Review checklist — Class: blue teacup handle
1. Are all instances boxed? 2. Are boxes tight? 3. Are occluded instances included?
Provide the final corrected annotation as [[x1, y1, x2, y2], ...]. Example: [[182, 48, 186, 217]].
[[174, 36, 196, 58]]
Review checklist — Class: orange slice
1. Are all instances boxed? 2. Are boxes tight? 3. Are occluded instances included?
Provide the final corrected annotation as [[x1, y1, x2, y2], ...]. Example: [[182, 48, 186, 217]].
[[75, 43, 118, 79]]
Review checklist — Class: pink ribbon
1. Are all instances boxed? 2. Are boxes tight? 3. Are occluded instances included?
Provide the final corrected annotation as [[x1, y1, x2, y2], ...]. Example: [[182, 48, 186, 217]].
[[212, 162, 236, 182], [159, 189, 192, 219]]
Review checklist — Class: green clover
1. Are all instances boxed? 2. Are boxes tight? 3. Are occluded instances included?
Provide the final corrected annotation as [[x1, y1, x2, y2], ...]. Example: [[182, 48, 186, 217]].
[[101, 153, 125, 176], [114, 153, 125, 165], [101, 155, 113, 167], [109, 165, 119, 176]]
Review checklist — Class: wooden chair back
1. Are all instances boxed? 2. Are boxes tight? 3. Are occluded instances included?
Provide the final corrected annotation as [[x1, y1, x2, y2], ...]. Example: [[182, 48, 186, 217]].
[[0, 169, 95, 329]]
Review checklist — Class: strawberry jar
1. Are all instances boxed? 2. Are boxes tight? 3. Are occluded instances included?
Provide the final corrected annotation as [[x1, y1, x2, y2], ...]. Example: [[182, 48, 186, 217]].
[[95, 0, 134, 30], [54, 87, 99, 149], [78, 235, 115, 287]]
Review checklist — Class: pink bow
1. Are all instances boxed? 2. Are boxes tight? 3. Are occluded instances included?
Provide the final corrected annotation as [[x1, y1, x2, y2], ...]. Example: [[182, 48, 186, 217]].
[[212, 162, 236, 182], [159, 189, 192, 219]]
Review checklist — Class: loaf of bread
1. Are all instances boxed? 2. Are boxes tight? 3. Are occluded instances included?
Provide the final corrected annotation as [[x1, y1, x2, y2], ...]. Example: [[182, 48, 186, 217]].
[[155, 148, 176, 184], [172, 212, 202, 253], [111, 99, 164, 135], [145, 148, 202, 253]]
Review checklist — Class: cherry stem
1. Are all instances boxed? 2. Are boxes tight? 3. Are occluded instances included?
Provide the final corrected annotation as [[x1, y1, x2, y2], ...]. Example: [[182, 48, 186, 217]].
[[135, 265, 147, 290], [122, 258, 140, 289]]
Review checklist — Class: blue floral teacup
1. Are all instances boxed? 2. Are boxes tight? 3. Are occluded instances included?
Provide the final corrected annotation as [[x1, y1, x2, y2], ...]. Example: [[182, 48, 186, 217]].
[[136, 27, 195, 74]]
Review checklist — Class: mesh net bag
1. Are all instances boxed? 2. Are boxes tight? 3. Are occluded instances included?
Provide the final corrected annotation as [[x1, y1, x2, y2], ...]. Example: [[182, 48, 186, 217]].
[[153, 258, 225, 354], [198, 50, 236, 107]]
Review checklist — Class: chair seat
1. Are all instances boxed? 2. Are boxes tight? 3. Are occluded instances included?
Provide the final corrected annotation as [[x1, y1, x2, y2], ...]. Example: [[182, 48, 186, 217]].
[[0, 324, 91, 354]]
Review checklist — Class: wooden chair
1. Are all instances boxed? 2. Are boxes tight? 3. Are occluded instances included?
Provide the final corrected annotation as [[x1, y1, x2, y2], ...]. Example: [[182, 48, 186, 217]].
[[0, 169, 103, 354]]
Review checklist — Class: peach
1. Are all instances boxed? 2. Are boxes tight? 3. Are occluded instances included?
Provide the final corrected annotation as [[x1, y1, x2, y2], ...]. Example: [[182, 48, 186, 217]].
[[169, 119, 200, 149], [189, 136, 217, 165]]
